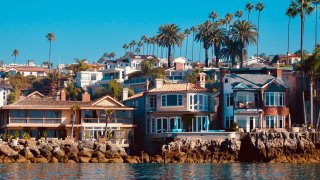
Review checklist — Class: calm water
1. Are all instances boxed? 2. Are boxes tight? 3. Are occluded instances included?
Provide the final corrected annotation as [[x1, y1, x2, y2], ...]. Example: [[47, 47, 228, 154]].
[[0, 163, 318, 179]]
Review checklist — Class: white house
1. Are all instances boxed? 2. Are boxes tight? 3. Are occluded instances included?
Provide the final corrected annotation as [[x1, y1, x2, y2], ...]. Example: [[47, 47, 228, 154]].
[[0, 81, 12, 107], [75, 71, 103, 89]]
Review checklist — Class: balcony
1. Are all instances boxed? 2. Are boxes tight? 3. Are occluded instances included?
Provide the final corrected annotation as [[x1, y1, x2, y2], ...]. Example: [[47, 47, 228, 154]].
[[81, 118, 133, 124], [10, 118, 61, 124]]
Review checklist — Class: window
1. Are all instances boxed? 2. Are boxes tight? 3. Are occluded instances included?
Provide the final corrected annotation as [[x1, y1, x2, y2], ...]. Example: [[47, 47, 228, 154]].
[[10, 110, 27, 118], [44, 111, 61, 119], [189, 94, 208, 111], [91, 74, 96, 80], [278, 116, 285, 128], [265, 116, 275, 128], [264, 92, 285, 106], [226, 93, 234, 107], [169, 117, 183, 130], [151, 118, 156, 133], [192, 116, 207, 132], [226, 116, 234, 129], [149, 96, 157, 109], [154, 118, 169, 133], [161, 94, 183, 106]]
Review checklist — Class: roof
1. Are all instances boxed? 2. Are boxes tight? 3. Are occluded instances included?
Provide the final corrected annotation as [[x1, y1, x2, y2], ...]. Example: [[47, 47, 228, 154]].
[[148, 83, 210, 93], [2, 93, 135, 110], [124, 92, 145, 101], [225, 74, 288, 90], [12, 66, 49, 73], [243, 63, 271, 69]]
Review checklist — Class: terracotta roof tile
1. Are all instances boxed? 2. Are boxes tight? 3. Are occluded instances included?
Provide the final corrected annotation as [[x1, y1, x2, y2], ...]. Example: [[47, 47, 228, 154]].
[[148, 83, 210, 93]]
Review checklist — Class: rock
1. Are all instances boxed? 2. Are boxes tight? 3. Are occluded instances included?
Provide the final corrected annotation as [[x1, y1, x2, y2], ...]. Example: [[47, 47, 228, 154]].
[[2, 156, 13, 163], [142, 153, 150, 163], [19, 147, 34, 159], [90, 158, 99, 163], [108, 155, 123, 163], [124, 156, 141, 163], [67, 152, 78, 162], [18, 139, 26, 146], [29, 147, 41, 158], [33, 157, 48, 163], [50, 157, 59, 163], [11, 154, 29, 163], [151, 155, 163, 163], [67, 160, 76, 163], [0, 144, 18, 156], [78, 148, 93, 158], [79, 156, 91, 163], [39, 145, 52, 159], [52, 146, 65, 159], [105, 143, 127, 158]]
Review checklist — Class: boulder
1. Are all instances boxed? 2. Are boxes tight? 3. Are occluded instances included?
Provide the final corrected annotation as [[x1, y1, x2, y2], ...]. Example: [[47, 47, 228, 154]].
[[11, 154, 29, 163], [67, 160, 76, 163], [39, 145, 52, 159], [29, 147, 41, 158], [2, 156, 13, 163], [105, 143, 127, 158], [108, 155, 123, 163], [142, 152, 150, 163], [19, 147, 34, 159], [0, 144, 18, 156], [151, 155, 163, 163], [78, 148, 93, 158], [32, 156, 48, 163], [124, 156, 141, 163], [79, 156, 91, 163]]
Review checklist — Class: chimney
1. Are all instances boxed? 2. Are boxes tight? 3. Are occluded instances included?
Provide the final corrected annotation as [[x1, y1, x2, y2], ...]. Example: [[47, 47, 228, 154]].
[[60, 89, 66, 101], [82, 92, 91, 102], [145, 79, 150, 91], [272, 68, 283, 80], [155, 79, 163, 89], [122, 88, 129, 101], [196, 72, 206, 88]]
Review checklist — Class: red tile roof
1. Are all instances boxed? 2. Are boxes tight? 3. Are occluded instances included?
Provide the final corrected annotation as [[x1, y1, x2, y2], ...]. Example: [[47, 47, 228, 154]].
[[148, 83, 210, 93]]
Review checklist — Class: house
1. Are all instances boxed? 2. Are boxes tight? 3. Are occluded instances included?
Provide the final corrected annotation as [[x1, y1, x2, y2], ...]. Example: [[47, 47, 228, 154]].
[[221, 70, 290, 132], [0, 91, 136, 147], [75, 71, 103, 89], [0, 80, 12, 107], [7, 66, 49, 77], [271, 54, 301, 66], [123, 73, 216, 153]]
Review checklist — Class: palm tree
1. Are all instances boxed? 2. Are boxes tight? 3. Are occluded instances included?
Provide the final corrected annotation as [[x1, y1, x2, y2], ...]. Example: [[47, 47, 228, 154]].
[[130, 40, 136, 54], [286, 7, 298, 61], [141, 35, 147, 54], [135, 47, 141, 55], [230, 20, 257, 68], [191, 26, 198, 62], [178, 33, 185, 57], [70, 103, 79, 139], [184, 29, 191, 58], [245, 2, 254, 21], [255, 2, 265, 57], [235, 10, 243, 20], [157, 24, 183, 67], [195, 20, 214, 67], [46, 32, 55, 71], [221, 37, 242, 67], [290, 0, 315, 62], [109, 52, 116, 59], [64, 83, 81, 101], [313, 0, 320, 48], [210, 26, 227, 68], [104, 109, 114, 138], [122, 44, 128, 54], [12, 49, 19, 67], [225, 13, 234, 30], [209, 11, 218, 22]]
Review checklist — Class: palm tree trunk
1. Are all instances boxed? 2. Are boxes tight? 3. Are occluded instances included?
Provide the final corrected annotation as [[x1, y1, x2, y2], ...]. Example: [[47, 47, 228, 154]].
[[199, 42, 202, 62], [248, 12, 250, 21], [257, 11, 260, 57], [14, 56, 16, 67], [48, 40, 51, 71], [185, 36, 189, 58], [104, 117, 108, 138], [192, 32, 195, 62], [71, 113, 75, 139], [143, 45, 145, 54], [287, 17, 291, 63], [214, 45, 220, 68], [303, 91, 307, 125], [240, 44, 245, 68], [311, 76, 314, 128], [316, 3, 318, 48], [153, 44, 155, 55], [301, 9, 305, 61], [168, 45, 172, 67], [205, 48, 209, 67], [211, 43, 214, 66]]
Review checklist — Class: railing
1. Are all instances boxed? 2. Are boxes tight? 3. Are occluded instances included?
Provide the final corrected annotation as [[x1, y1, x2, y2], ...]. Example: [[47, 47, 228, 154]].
[[235, 101, 260, 109], [82, 118, 132, 124], [10, 118, 61, 124]]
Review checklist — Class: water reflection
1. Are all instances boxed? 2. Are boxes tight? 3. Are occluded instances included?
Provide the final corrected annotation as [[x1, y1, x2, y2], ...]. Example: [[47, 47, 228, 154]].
[[0, 163, 318, 179]]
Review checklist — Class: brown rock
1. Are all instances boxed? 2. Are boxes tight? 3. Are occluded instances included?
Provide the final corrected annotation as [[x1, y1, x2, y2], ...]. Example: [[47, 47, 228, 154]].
[[79, 156, 91, 163], [19, 147, 34, 159], [12, 154, 29, 163], [67, 160, 76, 163], [3, 157, 13, 163], [50, 157, 59, 163], [108, 155, 123, 163], [90, 158, 99, 163], [142, 153, 150, 163], [33, 157, 48, 163], [124, 156, 141, 163], [78, 148, 93, 158]]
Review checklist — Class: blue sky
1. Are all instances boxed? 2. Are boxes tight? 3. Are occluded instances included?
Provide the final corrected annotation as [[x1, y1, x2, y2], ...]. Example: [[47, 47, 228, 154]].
[[0, 0, 318, 66]]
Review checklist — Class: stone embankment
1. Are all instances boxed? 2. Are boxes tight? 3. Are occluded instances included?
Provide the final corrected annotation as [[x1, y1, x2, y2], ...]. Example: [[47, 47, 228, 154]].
[[161, 132, 320, 163], [0, 132, 319, 163]]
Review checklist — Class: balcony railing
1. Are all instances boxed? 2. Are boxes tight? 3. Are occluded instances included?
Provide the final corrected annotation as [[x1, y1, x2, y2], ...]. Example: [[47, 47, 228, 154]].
[[235, 101, 260, 109], [81, 118, 132, 124], [10, 118, 61, 124]]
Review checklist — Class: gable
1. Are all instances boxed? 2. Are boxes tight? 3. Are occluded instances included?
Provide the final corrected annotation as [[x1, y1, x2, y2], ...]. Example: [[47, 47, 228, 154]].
[[26, 91, 45, 98], [91, 95, 124, 107], [264, 82, 286, 92], [232, 82, 249, 89]]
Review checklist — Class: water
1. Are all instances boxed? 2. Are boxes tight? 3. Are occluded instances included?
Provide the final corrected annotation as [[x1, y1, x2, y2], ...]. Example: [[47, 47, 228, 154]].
[[0, 163, 318, 179]]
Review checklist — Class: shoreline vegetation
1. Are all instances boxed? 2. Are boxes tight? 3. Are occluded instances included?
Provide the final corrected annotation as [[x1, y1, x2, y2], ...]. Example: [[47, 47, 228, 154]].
[[0, 132, 319, 163]]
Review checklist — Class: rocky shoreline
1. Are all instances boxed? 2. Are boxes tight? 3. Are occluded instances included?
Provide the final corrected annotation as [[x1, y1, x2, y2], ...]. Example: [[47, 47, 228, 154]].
[[0, 132, 319, 163]]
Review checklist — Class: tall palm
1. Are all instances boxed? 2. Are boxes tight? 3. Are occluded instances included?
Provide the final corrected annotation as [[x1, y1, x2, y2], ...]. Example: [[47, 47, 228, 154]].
[[195, 20, 214, 67], [184, 29, 191, 58], [313, 0, 320, 48], [178, 33, 185, 57], [70, 103, 79, 139], [221, 37, 242, 67], [255, 2, 265, 57], [191, 26, 198, 62], [235, 10, 243, 20], [290, 0, 315, 62], [286, 7, 298, 61], [157, 24, 183, 67], [46, 32, 55, 71], [209, 25, 227, 67], [12, 49, 19, 67], [141, 35, 147, 54], [109, 52, 116, 59], [122, 44, 128, 54], [225, 13, 234, 30], [245, 2, 254, 21], [230, 20, 257, 68], [135, 47, 141, 55], [130, 40, 136, 54]]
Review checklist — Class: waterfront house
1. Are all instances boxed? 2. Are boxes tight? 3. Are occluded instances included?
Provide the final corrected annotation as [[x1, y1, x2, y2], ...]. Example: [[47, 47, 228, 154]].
[[0, 80, 12, 107], [123, 73, 217, 152], [221, 70, 290, 132], [0, 91, 136, 147]]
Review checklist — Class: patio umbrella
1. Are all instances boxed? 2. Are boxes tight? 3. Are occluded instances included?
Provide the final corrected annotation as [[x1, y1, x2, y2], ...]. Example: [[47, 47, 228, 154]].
[[174, 116, 179, 129], [204, 115, 210, 131]]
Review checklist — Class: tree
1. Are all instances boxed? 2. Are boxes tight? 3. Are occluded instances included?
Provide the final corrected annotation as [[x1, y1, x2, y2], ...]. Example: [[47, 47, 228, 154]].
[[157, 24, 183, 67], [109, 52, 116, 59], [46, 32, 55, 71], [12, 49, 19, 67], [104, 109, 114, 139], [108, 79, 123, 100], [70, 103, 79, 139], [7, 89, 21, 104], [130, 40, 136, 54], [286, 7, 298, 61], [184, 29, 191, 58], [313, 0, 320, 48], [209, 11, 218, 22], [92, 88, 108, 100], [289, 0, 315, 62], [69, 59, 90, 77], [230, 20, 257, 68], [135, 47, 141, 54], [122, 44, 129, 54], [245, 2, 254, 21], [301, 47, 320, 128], [224, 13, 234, 30], [235, 10, 243, 20], [64, 83, 81, 101], [255, 2, 265, 57], [191, 26, 198, 62], [221, 37, 242, 67], [195, 20, 214, 67], [141, 35, 147, 54]]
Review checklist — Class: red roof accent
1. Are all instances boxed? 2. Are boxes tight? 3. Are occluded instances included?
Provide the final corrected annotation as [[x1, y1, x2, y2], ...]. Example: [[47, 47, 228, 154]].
[[148, 83, 210, 93]]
